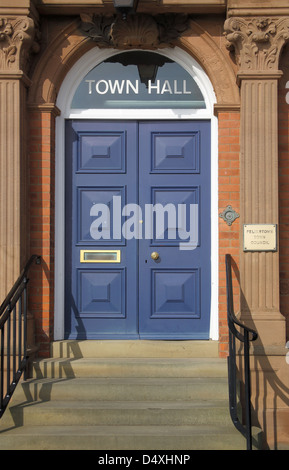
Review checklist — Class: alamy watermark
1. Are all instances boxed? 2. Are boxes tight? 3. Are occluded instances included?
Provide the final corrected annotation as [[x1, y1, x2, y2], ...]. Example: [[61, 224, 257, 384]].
[[89, 196, 198, 251], [285, 82, 289, 104]]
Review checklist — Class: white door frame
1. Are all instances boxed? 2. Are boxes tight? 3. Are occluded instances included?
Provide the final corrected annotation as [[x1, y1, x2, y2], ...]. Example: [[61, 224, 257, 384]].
[[54, 46, 218, 341]]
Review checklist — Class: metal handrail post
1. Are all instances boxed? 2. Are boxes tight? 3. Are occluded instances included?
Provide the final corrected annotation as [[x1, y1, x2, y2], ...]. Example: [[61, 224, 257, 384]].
[[225, 254, 257, 450], [0, 255, 41, 418]]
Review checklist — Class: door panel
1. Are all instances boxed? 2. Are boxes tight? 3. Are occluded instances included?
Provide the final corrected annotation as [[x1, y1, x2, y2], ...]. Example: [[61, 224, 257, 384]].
[[138, 121, 211, 338], [65, 121, 138, 339], [65, 120, 211, 339]]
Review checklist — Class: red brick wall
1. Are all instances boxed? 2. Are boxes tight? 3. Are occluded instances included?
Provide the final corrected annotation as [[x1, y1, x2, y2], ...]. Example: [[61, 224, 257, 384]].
[[28, 110, 56, 358], [279, 45, 289, 342], [218, 111, 241, 357]]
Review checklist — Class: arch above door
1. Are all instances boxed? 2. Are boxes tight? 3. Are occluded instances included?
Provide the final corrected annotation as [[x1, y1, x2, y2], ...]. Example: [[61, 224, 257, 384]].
[[57, 46, 216, 119], [27, 18, 239, 108]]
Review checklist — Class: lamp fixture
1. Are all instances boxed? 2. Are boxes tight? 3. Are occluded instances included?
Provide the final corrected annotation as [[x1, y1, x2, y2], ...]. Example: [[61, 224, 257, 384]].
[[112, 0, 139, 19]]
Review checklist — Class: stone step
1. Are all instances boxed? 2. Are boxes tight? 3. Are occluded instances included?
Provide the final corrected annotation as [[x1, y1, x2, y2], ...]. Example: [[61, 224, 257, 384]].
[[31, 357, 228, 379], [0, 340, 262, 450], [2, 399, 233, 427], [10, 376, 230, 402], [0, 424, 249, 450], [51, 340, 219, 359]]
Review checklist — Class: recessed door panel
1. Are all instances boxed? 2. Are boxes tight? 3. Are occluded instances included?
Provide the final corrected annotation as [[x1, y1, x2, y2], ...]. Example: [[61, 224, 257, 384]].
[[151, 269, 200, 318], [78, 132, 126, 173], [78, 269, 125, 317], [151, 132, 200, 173]]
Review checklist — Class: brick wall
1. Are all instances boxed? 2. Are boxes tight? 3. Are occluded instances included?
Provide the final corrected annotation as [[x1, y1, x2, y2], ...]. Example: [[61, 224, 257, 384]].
[[218, 112, 241, 357], [28, 110, 56, 358], [279, 44, 289, 342]]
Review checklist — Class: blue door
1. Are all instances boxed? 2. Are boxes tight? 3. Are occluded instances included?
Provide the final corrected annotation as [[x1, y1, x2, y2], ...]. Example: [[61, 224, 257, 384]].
[[65, 120, 211, 339]]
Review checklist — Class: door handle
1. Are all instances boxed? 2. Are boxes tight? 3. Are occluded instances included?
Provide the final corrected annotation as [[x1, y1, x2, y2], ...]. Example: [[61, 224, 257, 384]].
[[151, 252, 159, 260]]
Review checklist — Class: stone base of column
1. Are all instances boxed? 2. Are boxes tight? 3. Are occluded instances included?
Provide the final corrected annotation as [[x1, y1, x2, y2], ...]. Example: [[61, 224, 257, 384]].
[[237, 349, 289, 449], [239, 311, 286, 350]]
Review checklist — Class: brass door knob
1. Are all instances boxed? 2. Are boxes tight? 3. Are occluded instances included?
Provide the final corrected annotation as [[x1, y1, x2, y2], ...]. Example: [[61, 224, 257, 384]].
[[151, 252, 159, 260]]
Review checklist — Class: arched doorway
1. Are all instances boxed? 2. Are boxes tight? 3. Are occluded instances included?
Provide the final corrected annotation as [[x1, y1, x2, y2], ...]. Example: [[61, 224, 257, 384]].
[[54, 47, 218, 341]]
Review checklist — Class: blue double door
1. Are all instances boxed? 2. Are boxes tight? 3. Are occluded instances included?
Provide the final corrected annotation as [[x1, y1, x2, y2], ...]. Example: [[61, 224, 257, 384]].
[[65, 120, 211, 339]]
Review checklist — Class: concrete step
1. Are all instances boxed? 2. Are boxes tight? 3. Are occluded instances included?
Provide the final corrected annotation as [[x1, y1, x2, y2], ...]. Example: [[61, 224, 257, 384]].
[[0, 341, 262, 450], [8, 376, 230, 402], [2, 399, 233, 427], [0, 424, 249, 450], [51, 340, 219, 359], [31, 357, 228, 379]]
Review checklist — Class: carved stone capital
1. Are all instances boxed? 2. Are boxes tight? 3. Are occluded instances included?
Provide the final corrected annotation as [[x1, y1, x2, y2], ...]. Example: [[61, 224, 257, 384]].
[[0, 16, 38, 73], [80, 13, 189, 50], [224, 16, 289, 72]]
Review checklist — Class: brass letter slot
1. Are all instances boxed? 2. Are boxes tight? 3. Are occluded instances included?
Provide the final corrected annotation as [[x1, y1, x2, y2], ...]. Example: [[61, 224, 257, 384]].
[[80, 250, 121, 263]]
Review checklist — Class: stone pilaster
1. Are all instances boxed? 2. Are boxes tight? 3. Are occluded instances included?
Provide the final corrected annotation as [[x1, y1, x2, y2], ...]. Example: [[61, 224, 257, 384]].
[[224, 17, 289, 348], [0, 15, 37, 301]]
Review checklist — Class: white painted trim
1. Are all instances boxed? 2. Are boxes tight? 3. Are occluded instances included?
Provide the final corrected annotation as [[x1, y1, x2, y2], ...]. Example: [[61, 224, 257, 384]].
[[54, 46, 218, 341]]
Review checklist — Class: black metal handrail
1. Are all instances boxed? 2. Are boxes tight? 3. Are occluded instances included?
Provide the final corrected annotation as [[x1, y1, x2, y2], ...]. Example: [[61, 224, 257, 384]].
[[0, 255, 41, 418], [225, 254, 258, 450]]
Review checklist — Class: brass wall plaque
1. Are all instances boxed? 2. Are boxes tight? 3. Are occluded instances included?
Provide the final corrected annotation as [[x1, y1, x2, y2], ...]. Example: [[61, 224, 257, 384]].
[[243, 224, 277, 252]]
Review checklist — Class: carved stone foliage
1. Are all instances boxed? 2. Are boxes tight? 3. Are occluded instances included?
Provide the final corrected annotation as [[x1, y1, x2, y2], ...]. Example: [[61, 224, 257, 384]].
[[80, 13, 189, 50], [0, 16, 38, 72], [224, 17, 289, 72]]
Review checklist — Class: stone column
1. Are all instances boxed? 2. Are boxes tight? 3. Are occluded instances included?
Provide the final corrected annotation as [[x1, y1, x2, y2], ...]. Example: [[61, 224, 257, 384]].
[[224, 17, 289, 349], [0, 15, 37, 300]]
